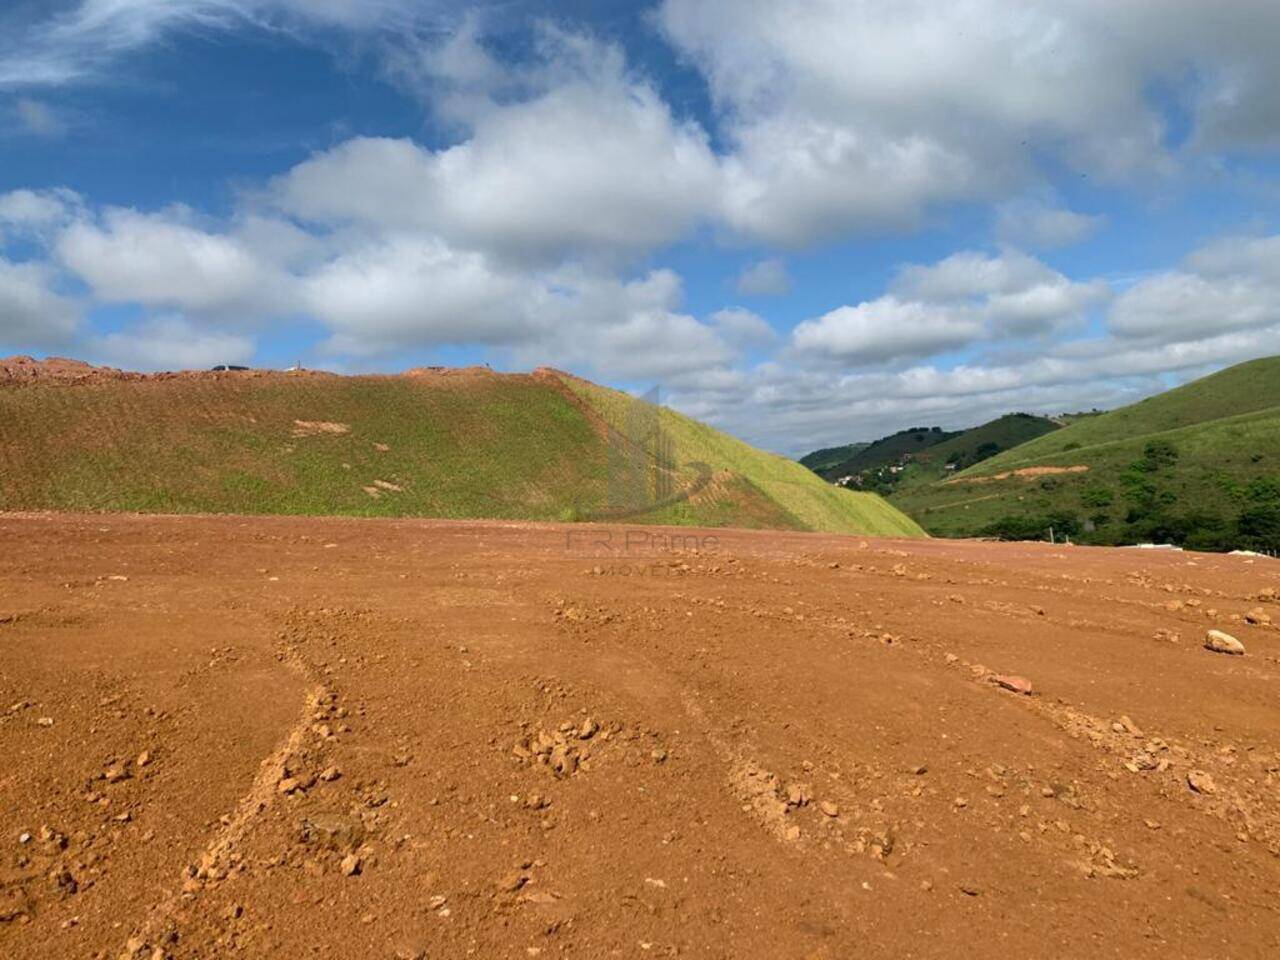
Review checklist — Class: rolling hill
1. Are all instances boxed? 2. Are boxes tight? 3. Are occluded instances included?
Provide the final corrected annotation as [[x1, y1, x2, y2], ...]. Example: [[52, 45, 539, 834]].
[[809, 426, 958, 481], [799, 441, 870, 474], [891, 357, 1280, 551], [0, 357, 924, 537]]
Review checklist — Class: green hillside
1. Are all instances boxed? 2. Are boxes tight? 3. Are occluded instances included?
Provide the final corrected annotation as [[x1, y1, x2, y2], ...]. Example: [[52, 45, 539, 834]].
[[799, 442, 870, 473], [0, 364, 924, 537], [893, 357, 1280, 551], [811, 426, 957, 481], [916, 413, 1061, 473], [559, 374, 926, 537]]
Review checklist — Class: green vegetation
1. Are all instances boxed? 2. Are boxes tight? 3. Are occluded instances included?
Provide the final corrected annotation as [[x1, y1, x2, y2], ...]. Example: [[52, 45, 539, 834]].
[[0, 368, 925, 537], [560, 375, 926, 537], [799, 441, 870, 473], [891, 357, 1280, 551], [805, 413, 1059, 497], [810, 426, 957, 482]]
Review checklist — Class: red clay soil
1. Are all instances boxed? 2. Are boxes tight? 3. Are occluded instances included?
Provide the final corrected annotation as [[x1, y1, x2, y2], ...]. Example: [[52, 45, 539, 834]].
[[1, 513, 1278, 959]]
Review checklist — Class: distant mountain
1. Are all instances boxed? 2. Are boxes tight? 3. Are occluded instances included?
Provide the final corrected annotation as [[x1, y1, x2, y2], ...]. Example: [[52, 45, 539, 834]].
[[807, 427, 958, 482], [891, 357, 1280, 552], [799, 441, 870, 473], [911, 413, 1062, 475]]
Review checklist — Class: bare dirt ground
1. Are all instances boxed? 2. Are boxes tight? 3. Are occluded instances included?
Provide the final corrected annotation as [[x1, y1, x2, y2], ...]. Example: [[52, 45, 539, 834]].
[[1, 513, 1278, 959]]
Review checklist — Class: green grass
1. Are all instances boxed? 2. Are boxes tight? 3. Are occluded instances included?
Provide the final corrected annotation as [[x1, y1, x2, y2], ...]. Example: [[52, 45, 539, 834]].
[[560, 375, 926, 537], [964, 357, 1280, 475], [0, 368, 925, 537], [0, 373, 607, 520], [892, 357, 1280, 547]]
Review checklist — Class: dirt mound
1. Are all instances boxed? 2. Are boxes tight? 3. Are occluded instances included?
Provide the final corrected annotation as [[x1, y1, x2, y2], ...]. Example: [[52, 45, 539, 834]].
[[2, 513, 1278, 958], [945, 464, 1090, 485], [0, 355, 136, 385]]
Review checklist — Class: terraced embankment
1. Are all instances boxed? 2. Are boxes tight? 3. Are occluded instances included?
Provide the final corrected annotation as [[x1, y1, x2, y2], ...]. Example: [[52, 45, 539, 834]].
[[0, 357, 921, 537]]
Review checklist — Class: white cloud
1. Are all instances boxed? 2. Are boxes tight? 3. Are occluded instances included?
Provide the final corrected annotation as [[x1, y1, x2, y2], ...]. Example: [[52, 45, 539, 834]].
[[735, 258, 791, 296], [302, 236, 529, 354], [0, 0, 431, 87], [892, 249, 1108, 336], [793, 297, 984, 365], [995, 200, 1104, 249], [711, 308, 777, 349], [56, 207, 286, 314], [90, 315, 254, 371], [1109, 233, 1280, 343], [0, 188, 82, 241], [659, 0, 1280, 244], [0, 256, 80, 348], [273, 73, 719, 266]]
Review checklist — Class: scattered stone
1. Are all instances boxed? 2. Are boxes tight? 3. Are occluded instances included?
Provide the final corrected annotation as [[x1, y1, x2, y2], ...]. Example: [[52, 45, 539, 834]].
[[578, 718, 599, 740], [1245, 607, 1271, 626], [319, 766, 342, 782], [36, 717, 54, 727], [909, 764, 928, 776], [277, 777, 301, 795], [499, 872, 528, 892], [1204, 630, 1245, 656], [1107, 715, 1141, 739], [959, 884, 982, 896], [819, 800, 840, 818], [988, 674, 1033, 696], [1187, 770, 1217, 795], [340, 853, 362, 877], [136, 750, 151, 768], [785, 783, 812, 808]]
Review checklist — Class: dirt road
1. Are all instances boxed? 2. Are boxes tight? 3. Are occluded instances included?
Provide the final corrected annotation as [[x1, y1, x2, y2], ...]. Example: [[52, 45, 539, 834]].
[[2, 513, 1278, 958]]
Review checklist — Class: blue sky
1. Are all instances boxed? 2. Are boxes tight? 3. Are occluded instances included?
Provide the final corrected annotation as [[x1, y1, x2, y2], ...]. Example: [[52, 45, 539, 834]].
[[3, 1, 1280, 455]]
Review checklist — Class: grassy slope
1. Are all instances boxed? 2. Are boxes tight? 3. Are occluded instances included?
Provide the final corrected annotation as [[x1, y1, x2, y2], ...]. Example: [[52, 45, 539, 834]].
[[0, 373, 607, 519], [919, 414, 1060, 470], [560, 375, 925, 537], [0, 368, 925, 536], [888, 414, 1061, 499], [893, 358, 1280, 540]]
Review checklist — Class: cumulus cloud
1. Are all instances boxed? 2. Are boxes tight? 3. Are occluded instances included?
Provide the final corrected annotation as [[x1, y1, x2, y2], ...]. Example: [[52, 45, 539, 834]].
[[0, 256, 80, 348], [1110, 234, 1280, 343], [658, 0, 1280, 244], [272, 68, 719, 266], [710, 308, 777, 349], [90, 315, 255, 371], [302, 236, 529, 354], [0, 188, 83, 241], [793, 249, 1109, 367], [793, 297, 984, 366], [734, 259, 791, 297], [56, 208, 288, 315], [995, 200, 1104, 249]]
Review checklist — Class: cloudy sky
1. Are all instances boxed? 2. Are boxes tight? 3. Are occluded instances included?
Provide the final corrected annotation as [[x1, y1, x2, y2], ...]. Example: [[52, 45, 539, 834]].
[[3, 1, 1280, 455]]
